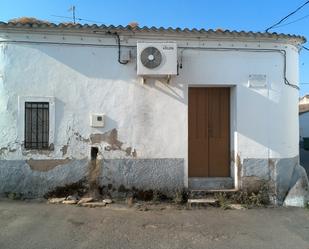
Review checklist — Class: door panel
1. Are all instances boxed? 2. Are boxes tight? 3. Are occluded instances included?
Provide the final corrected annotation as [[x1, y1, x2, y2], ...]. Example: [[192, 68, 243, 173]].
[[188, 87, 230, 177], [188, 88, 209, 177]]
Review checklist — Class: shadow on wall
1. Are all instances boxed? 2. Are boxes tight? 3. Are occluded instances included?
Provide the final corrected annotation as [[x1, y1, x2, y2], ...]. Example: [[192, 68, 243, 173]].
[[135, 78, 186, 103], [36, 44, 136, 79], [33, 44, 186, 104]]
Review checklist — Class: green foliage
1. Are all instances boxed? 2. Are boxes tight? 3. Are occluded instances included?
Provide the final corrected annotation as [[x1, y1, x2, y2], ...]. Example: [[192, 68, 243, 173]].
[[215, 184, 270, 209], [214, 192, 231, 210], [173, 189, 189, 204], [231, 184, 270, 208], [152, 190, 160, 203], [6, 192, 23, 200], [173, 191, 183, 204]]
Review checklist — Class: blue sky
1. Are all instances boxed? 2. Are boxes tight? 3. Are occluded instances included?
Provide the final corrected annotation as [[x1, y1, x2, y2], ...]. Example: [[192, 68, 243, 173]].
[[1, 0, 309, 96]]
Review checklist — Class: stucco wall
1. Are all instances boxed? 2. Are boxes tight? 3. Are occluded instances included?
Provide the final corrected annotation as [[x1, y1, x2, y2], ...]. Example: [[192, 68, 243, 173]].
[[299, 96, 309, 105], [0, 31, 304, 203]]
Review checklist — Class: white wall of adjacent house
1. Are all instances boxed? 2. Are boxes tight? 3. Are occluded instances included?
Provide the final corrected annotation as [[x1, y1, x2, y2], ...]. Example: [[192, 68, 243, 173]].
[[299, 95, 309, 105], [300, 112, 309, 140], [0, 31, 300, 167]]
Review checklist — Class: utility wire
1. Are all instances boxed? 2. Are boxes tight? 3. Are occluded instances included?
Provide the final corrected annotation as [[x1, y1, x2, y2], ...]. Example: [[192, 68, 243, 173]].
[[51, 15, 106, 24], [270, 13, 309, 29], [265, 1, 309, 32], [51, 15, 72, 21]]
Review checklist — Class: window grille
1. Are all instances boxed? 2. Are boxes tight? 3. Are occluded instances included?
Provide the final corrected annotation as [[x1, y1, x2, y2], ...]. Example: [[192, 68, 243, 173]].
[[24, 102, 49, 149]]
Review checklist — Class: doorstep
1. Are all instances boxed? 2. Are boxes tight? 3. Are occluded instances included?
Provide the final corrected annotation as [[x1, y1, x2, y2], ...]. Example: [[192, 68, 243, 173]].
[[188, 177, 234, 190]]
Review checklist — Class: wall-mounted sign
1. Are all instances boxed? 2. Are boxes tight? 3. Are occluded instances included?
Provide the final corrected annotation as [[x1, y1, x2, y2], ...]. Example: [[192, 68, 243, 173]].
[[248, 74, 267, 88]]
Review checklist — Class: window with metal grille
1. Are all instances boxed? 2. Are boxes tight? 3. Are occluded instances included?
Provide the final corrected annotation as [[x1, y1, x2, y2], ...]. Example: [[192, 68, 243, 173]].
[[24, 102, 49, 149]]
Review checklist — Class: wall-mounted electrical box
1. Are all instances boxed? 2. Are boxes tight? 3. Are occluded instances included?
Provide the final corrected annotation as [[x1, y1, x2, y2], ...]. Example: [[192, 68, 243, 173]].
[[90, 113, 105, 127]]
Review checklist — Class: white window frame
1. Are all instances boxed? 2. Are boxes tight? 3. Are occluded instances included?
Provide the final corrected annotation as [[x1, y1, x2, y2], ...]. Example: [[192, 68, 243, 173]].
[[18, 96, 55, 149]]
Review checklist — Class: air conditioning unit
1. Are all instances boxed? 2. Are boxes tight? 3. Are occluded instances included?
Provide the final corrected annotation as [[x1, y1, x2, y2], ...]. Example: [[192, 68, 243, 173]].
[[137, 42, 177, 76]]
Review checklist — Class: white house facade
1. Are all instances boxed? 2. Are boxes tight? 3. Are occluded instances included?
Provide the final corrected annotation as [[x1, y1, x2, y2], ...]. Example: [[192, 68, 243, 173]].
[[0, 22, 308, 206]]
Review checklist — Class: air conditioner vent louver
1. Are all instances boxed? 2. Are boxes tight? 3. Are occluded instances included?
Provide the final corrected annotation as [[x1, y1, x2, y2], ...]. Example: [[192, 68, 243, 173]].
[[140, 47, 162, 69]]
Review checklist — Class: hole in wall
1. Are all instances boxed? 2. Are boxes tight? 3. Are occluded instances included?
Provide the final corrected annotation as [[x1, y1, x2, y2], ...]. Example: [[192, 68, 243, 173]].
[[91, 147, 98, 160]]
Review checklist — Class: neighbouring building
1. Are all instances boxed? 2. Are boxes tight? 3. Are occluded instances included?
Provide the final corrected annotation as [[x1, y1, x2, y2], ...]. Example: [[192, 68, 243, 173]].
[[299, 94, 309, 105], [299, 98, 309, 142], [0, 21, 308, 206]]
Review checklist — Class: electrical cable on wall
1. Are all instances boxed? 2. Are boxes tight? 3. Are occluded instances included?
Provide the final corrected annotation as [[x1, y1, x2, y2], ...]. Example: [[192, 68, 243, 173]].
[[107, 31, 129, 65], [93, 30, 129, 65], [3, 35, 299, 89]]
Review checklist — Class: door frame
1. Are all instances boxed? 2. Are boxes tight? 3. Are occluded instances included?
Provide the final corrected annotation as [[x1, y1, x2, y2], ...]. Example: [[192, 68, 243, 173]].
[[185, 85, 239, 190]]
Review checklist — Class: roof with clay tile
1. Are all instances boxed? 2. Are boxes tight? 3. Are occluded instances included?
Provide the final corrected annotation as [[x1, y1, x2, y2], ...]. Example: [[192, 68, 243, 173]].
[[0, 19, 306, 45]]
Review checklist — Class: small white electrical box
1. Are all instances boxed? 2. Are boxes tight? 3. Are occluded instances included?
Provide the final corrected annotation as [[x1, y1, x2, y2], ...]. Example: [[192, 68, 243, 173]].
[[90, 113, 105, 128]]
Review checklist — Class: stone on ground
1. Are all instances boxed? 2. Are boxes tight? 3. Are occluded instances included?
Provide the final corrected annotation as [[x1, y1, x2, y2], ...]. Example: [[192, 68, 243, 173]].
[[103, 199, 112, 204], [77, 197, 94, 205], [62, 200, 78, 205], [80, 202, 106, 208], [127, 196, 134, 207], [48, 197, 66, 204], [66, 195, 79, 201], [229, 204, 245, 210]]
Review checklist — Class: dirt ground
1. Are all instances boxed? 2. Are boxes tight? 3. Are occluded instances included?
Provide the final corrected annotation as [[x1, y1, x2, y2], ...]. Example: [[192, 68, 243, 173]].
[[0, 199, 308, 249]]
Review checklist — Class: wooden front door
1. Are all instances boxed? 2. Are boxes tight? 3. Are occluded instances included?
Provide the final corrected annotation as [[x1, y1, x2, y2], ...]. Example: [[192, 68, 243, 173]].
[[188, 87, 230, 177]]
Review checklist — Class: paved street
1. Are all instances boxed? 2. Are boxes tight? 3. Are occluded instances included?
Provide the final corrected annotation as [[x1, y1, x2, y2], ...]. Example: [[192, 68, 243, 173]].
[[0, 199, 308, 249]]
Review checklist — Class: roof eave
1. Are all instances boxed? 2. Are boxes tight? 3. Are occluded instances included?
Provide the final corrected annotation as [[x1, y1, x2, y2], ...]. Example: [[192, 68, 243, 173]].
[[0, 21, 306, 45]]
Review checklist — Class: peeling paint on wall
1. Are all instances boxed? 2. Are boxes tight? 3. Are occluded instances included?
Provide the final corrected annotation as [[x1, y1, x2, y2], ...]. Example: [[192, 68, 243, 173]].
[[125, 147, 132, 156], [26, 159, 71, 172], [74, 132, 90, 143], [60, 145, 68, 156], [0, 147, 8, 156], [0, 146, 17, 157], [22, 148, 53, 156], [90, 129, 123, 149], [89, 129, 137, 157], [132, 148, 137, 158]]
